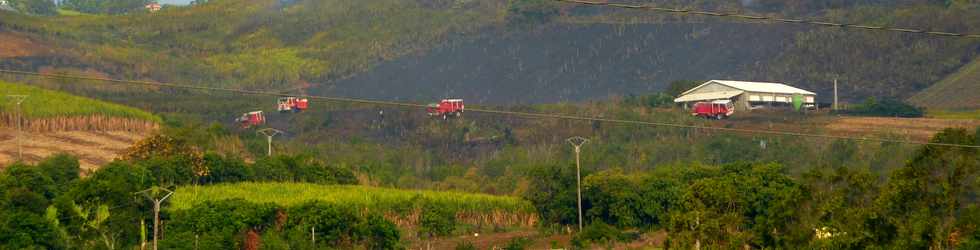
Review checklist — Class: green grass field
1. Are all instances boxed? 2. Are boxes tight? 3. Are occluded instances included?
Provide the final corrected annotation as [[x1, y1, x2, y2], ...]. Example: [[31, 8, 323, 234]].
[[0, 80, 160, 122], [171, 182, 535, 215], [926, 109, 980, 120]]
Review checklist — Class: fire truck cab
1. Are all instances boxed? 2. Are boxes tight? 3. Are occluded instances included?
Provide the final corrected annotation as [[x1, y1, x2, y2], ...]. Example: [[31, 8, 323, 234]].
[[692, 100, 734, 119], [277, 97, 309, 113], [427, 99, 464, 119], [236, 111, 266, 128]]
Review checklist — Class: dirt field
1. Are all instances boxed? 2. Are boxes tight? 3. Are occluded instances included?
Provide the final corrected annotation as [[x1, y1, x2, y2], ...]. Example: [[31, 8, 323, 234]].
[[826, 117, 980, 141], [0, 126, 146, 172]]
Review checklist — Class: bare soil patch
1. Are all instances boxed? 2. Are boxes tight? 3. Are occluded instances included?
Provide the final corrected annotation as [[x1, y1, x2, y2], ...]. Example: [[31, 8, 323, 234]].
[[0, 127, 147, 171]]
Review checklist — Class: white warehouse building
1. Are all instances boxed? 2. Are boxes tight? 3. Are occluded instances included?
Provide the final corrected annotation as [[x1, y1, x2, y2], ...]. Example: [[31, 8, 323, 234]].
[[673, 80, 816, 111]]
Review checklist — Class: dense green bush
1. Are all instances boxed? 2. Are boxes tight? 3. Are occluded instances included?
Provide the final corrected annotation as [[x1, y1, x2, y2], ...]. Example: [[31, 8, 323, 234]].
[[419, 199, 457, 237], [252, 155, 358, 184], [847, 97, 925, 118], [284, 201, 400, 249], [572, 221, 632, 246], [6, 0, 56, 16], [624, 93, 675, 108]]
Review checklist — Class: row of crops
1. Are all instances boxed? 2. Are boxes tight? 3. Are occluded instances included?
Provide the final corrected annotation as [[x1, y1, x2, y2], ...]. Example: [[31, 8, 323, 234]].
[[171, 182, 538, 230], [0, 80, 160, 121]]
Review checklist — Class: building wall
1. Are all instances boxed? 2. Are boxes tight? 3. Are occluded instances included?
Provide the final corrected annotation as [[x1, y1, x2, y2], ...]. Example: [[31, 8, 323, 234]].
[[744, 92, 816, 104]]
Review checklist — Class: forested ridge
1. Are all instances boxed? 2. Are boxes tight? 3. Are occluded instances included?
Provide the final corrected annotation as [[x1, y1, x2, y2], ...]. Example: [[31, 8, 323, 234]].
[[0, 0, 978, 105]]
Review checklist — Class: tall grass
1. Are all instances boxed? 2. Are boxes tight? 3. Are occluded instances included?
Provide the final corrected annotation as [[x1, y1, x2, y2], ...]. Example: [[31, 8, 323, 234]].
[[172, 182, 538, 228], [0, 80, 160, 122]]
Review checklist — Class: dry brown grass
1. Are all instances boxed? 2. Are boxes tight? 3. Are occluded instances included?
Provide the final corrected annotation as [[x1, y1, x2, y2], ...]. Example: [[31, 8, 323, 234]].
[[826, 117, 980, 141]]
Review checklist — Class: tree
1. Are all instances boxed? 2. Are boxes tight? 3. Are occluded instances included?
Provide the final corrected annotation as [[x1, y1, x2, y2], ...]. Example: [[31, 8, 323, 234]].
[[8, 0, 56, 16], [876, 128, 979, 249], [61, 0, 150, 14], [665, 80, 701, 98]]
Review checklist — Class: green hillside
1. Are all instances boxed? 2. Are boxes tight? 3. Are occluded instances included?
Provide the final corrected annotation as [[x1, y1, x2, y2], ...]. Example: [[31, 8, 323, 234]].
[[909, 57, 980, 109], [0, 80, 160, 122], [0, 0, 977, 105], [0, 0, 500, 90]]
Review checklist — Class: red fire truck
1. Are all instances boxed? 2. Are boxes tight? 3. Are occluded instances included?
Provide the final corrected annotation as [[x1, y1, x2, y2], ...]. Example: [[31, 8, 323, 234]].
[[277, 97, 309, 113], [692, 100, 734, 119], [427, 99, 464, 119], [236, 111, 265, 128]]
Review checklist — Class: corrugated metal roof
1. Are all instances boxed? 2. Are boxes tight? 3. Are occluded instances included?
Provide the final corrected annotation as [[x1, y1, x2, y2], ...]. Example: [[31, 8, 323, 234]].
[[682, 80, 816, 96], [674, 90, 744, 102]]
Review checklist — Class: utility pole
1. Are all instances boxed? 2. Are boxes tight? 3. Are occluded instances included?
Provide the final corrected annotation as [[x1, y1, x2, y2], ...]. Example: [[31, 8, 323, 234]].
[[136, 186, 174, 250], [6, 95, 27, 161], [566, 136, 589, 231], [833, 78, 839, 111], [257, 128, 283, 156]]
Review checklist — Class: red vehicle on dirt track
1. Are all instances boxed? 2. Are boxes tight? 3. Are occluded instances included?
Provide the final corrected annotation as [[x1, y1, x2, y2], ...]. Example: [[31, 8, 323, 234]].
[[277, 97, 309, 113], [692, 100, 734, 119], [236, 111, 265, 128], [427, 99, 464, 119]]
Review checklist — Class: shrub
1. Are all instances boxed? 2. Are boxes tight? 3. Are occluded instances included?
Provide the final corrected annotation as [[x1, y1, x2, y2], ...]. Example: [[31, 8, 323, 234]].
[[503, 237, 532, 250], [573, 221, 629, 246], [162, 199, 278, 249], [848, 97, 924, 118], [419, 200, 457, 237], [200, 153, 253, 184], [283, 201, 401, 249]]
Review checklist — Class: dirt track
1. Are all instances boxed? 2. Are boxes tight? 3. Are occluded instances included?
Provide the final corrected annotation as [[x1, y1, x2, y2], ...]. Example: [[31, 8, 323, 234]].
[[0, 127, 146, 172]]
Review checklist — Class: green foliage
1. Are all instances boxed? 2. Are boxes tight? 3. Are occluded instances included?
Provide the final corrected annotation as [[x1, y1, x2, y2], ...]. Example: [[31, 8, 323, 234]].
[[36, 154, 80, 193], [7, 0, 56, 16], [170, 182, 535, 216], [507, 0, 559, 26], [162, 199, 277, 249], [665, 80, 701, 98], [572, 221, 633, 247], [285, 201, 400, 249], [61, 0, 150, 14], [252, 154, 357, 184], [623, 93, 674, 108], [875, 128, 979, 249], [503, 236, 533, 250], [523, 163, 580, 225], [419, 199, 457, 237], [0, 81, 160, 122], [848, 97, 925, 118]]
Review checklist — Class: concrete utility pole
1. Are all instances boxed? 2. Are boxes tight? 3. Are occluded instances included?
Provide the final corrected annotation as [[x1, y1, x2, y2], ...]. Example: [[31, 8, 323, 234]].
[[136, 187, 174, 250], [257, 128, 283, 156], [6, 95, 27, 161], [566, 136, 590, 231], [833, 78, 839, 111]]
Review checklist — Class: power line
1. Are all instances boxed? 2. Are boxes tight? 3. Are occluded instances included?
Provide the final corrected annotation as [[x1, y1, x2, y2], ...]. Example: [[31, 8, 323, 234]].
[[0, 69, 978, 149], [554, 0, 980, 39]]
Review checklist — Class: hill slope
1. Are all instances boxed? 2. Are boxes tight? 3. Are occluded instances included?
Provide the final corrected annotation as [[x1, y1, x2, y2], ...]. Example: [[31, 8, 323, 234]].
[[0, 0, 977, 106], [908, 57, 980, 109]]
